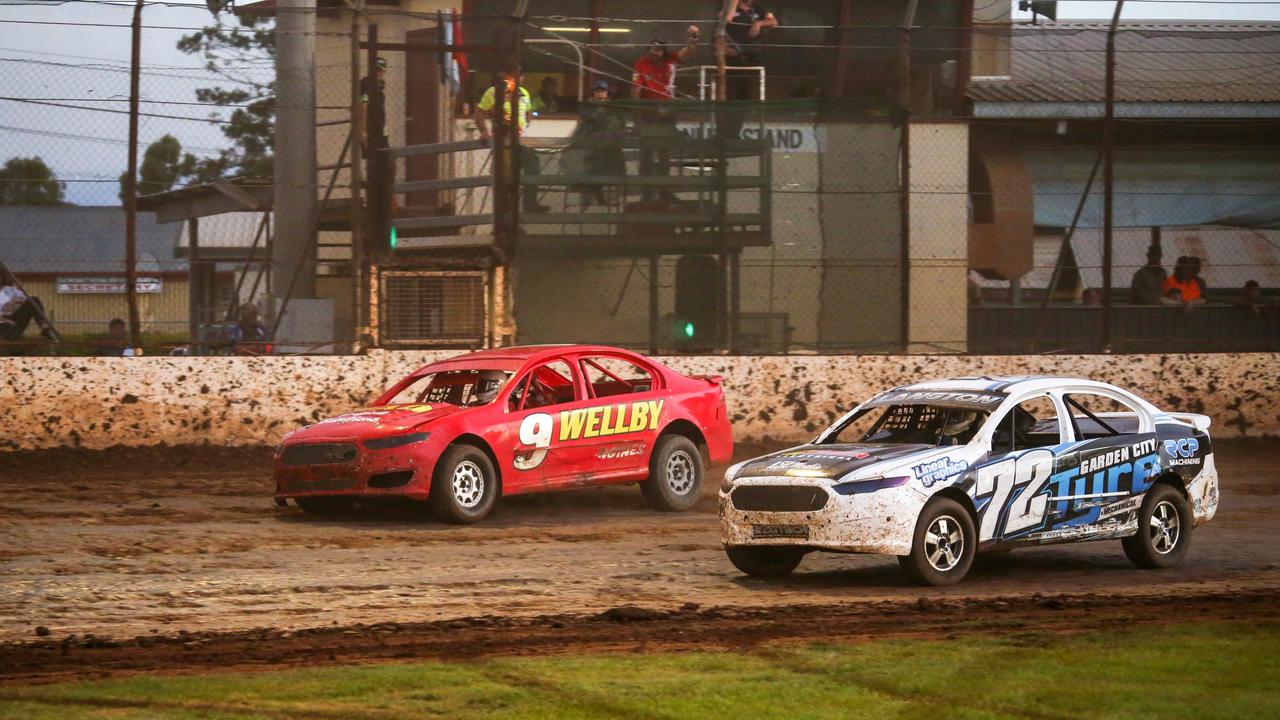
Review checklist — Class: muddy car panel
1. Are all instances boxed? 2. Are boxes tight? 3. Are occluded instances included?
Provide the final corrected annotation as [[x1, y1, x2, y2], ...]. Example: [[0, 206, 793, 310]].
[[274, 345, 733, 506], [720, 376, 1218, 559]]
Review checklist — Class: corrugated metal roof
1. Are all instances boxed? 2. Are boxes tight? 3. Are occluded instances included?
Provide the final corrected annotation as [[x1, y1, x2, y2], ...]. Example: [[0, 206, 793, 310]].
[[968, 21, 1280, 104], [0, 206, 184, 274]]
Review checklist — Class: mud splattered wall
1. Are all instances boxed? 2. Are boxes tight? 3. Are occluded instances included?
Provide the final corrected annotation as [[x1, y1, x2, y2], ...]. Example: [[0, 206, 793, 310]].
[[1, 352, 1276, 450]]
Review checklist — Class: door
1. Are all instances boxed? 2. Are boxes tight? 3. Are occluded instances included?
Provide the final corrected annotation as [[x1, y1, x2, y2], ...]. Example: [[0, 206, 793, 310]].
[[1058, 391, 1162, 528], [571, 354, 667, 479], [973, 393, 1070, 543], [405, 28, 441, 209], [506, 359, 582, 489]]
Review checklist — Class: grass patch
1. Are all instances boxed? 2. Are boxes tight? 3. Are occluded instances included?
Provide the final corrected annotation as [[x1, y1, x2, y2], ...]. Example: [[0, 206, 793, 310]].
[[2, 621, 1277, 719]]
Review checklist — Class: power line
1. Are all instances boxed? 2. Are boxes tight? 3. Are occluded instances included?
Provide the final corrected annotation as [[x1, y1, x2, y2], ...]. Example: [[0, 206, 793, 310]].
[[0, 97, 234, 124]]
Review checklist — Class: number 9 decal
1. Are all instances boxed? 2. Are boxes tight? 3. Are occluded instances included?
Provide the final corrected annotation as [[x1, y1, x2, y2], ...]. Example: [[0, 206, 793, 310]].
[[515, 412, 553, 470]]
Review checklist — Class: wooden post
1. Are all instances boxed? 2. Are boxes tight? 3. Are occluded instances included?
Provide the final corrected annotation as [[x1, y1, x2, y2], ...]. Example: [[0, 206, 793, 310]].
[[124, 0, 143, 347]]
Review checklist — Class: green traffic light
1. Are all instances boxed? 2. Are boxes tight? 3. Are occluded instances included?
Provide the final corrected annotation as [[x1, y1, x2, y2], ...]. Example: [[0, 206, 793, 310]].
[[683, 321, 695, 338], [389, 225, 398, 249]]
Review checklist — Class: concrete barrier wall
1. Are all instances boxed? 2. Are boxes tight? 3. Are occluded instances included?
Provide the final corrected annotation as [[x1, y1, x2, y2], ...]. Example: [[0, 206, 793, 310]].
[[2, 352, 1276, 451]]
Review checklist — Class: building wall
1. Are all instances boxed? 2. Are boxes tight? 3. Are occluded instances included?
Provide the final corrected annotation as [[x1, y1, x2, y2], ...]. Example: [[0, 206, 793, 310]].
[[21, 277, 191, 336], [908, 122, 969, 352], [2, 351, 1275, 450]]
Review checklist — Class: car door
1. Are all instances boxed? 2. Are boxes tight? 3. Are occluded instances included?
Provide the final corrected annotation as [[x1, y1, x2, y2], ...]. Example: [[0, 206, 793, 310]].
[[569, 353, 667, 480], [972, 393, 1073, 543], [505, 359, 583, 491], [1058, 390, 1162, 530]]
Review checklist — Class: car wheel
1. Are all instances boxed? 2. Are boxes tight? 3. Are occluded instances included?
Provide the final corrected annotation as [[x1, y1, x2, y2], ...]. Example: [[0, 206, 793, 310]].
[[641, 434, 703, 512], [430, 444, 498, 524], [899, 498, 976, 586], [1122, 484, 1191, 569], [725, 545, 805, 577], [294, 497, 354, 517]]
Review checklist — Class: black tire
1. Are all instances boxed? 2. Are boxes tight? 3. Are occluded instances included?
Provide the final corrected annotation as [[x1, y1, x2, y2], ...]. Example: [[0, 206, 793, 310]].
[[725, 545, 805, 577], [640, 434, 703, 512], [429, 444, 498, 524], [899, 498, 977, 586], [294, 496, 354, 517], [1122, 484, 1191, 569]]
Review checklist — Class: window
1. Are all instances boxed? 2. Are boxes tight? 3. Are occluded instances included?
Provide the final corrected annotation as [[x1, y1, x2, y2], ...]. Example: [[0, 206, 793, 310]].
[[580, 356, 655, 398], [992, 396, 1061, 454], [509, 360, 578, 411], [1064, 393, 1142, 438], [383, 369, 512, 407], [825, 404, 988, 447]]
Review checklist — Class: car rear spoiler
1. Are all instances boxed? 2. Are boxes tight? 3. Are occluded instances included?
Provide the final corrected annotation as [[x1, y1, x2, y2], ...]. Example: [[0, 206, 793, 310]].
[[1166, 412, 1211, 433], [692, 374, 724, 386]]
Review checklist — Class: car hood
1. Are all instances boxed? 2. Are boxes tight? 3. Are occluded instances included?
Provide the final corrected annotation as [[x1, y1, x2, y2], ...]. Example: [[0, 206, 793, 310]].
[[285, 403, 466, 443], [733, 443, 935, 481]]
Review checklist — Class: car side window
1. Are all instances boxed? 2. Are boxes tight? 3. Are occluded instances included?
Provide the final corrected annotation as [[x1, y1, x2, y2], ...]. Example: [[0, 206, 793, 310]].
[[992, 395, 1062, 454], [510, 360, 579, 411], [579, 356, 655, 398], [1064, 392, 1142, 439]]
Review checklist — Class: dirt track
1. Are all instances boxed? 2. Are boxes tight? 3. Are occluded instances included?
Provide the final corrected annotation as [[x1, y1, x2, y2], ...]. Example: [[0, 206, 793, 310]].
[[2, 440, 1278, 681]]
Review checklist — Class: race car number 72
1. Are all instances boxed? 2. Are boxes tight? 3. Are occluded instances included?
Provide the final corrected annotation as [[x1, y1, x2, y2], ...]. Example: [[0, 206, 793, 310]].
[[515, 412, 554, 470], [974, 449, 1054, 540]]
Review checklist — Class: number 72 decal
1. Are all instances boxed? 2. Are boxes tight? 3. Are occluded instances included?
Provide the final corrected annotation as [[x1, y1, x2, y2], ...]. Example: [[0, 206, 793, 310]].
[[973, 449, 1055, 540]]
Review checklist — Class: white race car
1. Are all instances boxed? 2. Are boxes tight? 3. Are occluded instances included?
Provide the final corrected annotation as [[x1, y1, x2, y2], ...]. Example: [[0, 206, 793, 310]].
[[719, 376, 1219, 585]]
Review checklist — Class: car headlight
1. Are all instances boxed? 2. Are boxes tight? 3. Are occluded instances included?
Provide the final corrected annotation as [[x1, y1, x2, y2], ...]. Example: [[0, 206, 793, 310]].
[[831, 476, 909, 496], [364, 432, 430, 450], [720, 460, 748, 493]]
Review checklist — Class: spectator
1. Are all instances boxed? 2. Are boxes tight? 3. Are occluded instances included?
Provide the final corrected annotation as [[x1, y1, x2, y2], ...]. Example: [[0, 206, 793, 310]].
[[360, 57, 395, 215], [1162, 256, 1204, 305], [94, 318, 136, 357], [631, 30, 698, 101], [0, 266, 56, 342], [576, 79, 626, 208], [1188, 255, 1207, 295], [1234, 280, 1272, 316], [1128, 244, 1166, 304], [1081, 288, 1103, 306], [230, 303, 269, 345], [724, 0, 778, 101], [475, 72, 549, 213], [535, 76, 561, 114], [631, 29, 698, 202]]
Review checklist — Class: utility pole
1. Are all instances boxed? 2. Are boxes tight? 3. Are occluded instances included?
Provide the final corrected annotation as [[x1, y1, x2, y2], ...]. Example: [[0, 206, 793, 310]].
[[123, 0, 143, 348], [273, 0, 319, 330], [897, 0, 918, 352], [1102, 1, 1124, 352]]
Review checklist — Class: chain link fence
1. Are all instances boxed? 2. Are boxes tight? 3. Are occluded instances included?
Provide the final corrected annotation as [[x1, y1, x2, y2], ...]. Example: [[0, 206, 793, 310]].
[[2, 7, 1277, 356]]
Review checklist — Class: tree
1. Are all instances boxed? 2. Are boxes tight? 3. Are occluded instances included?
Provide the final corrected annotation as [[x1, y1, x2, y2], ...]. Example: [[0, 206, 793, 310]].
[[120, 135, 195, 201], [0, 157, 66, 206], [177, 14, 275, 183]]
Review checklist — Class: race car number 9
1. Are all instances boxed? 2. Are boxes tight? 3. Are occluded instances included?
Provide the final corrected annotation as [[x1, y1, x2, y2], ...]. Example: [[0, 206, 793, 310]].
[[515, 412, 553, 470]]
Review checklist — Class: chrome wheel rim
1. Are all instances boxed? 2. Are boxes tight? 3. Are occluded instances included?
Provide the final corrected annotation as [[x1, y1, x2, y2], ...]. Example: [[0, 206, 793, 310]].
[[925, 514, 965, 572], [666, 450, 696, 496], [1150, 500, 1181, 555], [452, 460, 485, 508]]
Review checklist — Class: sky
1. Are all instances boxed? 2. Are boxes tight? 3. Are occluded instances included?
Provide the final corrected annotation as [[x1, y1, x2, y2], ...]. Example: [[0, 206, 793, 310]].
[[1, 0, 1278, 205]]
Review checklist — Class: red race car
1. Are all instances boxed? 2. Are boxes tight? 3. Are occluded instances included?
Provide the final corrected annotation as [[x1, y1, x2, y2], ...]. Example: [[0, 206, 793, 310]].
[[273, 345, 733, 523]]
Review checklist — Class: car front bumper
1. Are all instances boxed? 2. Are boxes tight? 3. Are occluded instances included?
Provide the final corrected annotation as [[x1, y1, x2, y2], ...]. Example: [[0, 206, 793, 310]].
[[718, 478, 921, 556], [272, 442, 435, 503]]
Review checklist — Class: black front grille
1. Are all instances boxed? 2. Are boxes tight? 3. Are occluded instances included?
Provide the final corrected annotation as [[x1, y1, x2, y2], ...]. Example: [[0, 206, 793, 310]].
[[732, 485, 829, 512], [281, 443, 358, 467], [368, 470, 414, 488]]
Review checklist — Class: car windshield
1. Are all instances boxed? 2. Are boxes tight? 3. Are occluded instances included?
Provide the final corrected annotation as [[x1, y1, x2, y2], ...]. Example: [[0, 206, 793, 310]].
[[823, 404, 989, 446], [383, 369, 513, 407]]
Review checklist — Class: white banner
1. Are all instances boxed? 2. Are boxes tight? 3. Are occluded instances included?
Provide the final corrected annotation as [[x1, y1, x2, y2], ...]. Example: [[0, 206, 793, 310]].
[[56, 277, 163, 294]]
